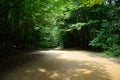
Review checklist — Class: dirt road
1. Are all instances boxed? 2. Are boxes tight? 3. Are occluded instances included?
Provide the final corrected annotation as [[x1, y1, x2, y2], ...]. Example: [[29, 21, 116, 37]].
[[0, 49, 120, 80]]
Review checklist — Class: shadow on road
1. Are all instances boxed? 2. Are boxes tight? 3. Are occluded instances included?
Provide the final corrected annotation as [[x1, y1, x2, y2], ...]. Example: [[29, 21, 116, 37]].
[[0, 49, 113, 80]]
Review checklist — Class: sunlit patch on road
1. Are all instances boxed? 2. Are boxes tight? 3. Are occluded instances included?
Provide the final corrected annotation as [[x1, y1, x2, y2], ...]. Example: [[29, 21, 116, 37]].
[[38, 68, 47, 73], [0, 49, 120, 80]]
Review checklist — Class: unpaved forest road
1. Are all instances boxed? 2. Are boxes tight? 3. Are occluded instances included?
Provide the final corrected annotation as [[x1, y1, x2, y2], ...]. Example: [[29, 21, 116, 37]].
[[0, 49, 120, 80]]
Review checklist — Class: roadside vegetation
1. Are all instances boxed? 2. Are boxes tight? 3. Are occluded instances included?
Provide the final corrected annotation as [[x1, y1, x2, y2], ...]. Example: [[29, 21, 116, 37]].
[[0, 0, 120, 57]]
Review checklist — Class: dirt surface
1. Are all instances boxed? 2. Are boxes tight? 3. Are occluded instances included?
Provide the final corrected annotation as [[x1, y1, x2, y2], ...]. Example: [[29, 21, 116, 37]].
[[0, 49, 120, 80]]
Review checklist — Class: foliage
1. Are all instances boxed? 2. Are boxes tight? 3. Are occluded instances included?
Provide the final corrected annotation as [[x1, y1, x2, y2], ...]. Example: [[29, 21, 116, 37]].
[[0, 0, 120, 57], [0, 0, 72, 48], [90, 20, 120, 57], [89, 3, 120, 56], [66, 22, 86, 31], [58, 1, 120, 57]]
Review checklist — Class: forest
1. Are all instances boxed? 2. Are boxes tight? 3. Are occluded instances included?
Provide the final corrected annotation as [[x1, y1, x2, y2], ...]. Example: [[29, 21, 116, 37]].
[[0, 0, 120, 57]]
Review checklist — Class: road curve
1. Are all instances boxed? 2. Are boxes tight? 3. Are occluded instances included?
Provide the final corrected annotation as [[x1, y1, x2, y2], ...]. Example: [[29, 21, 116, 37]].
[[0, 49, 120, 80]]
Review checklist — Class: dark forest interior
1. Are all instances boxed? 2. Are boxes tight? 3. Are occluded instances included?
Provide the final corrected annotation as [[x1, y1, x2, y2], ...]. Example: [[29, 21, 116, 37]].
[[0, 0, 120, 57]]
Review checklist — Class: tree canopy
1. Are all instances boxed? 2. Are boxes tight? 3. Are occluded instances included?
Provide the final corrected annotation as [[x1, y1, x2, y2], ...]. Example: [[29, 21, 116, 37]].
[[0, 0, 120, 57]]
